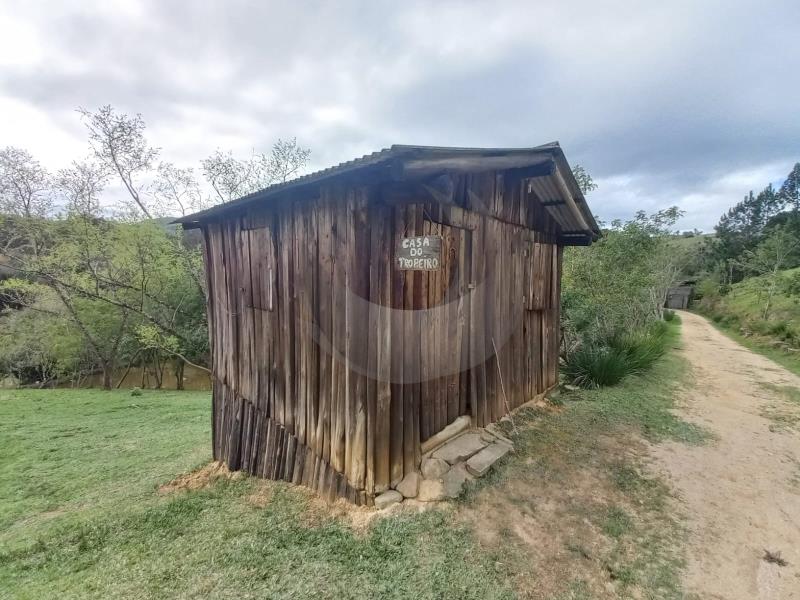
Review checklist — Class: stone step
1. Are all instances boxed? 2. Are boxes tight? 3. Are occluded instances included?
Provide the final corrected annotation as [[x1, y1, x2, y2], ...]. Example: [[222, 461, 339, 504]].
[[431, 432, 487, 465], [465, 442, 512, 477]]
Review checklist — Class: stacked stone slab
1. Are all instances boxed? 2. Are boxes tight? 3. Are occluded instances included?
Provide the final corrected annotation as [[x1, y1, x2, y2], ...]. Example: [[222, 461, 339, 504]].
[[374, 426, 513, 508]]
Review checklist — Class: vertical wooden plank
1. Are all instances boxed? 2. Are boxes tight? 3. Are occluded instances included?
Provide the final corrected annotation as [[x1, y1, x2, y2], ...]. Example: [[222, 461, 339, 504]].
[[307, 208, 320, 454], [349, 190, 369, 490], [458, 227, 471, 417], [469, 208, 487, 427], [343, 191, 355, 484], [316, 197, 333, 463], [483, 217, 498, 425], [278, 208, 293, 431], [284, 434, 296, 482], [447, 226, 461, 423], [402, 204, 418, 476], [365, 207, 378, 497], [390, 205, 405, 486], [292, 206, 305, 443], [331, 187, 347, 474], [292, 438, 305, 485], [419, 218, 432, 441], [374, 204, 392, 493]]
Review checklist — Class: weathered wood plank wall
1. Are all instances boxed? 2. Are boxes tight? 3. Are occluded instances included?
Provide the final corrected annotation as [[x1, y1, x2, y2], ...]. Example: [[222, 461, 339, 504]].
[[202, 171, 562, 504]]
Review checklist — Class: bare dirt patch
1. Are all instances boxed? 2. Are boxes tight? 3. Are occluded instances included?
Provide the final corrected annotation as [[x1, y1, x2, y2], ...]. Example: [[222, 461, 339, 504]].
[[458, 411, 684, 599], [158, 460, 239, 493], [650, 311, 800, 599]]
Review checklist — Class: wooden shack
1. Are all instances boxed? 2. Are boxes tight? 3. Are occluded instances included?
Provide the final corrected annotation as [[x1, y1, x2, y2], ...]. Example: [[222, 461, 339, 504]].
[[666, 281, 695, 309], [176, 144, 599, 504]]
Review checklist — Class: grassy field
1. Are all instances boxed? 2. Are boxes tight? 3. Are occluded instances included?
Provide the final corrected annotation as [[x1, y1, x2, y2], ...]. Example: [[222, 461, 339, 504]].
[[0, 389, 512, 599], [697, 266, 800, 377], [0, 323, 700, 599]]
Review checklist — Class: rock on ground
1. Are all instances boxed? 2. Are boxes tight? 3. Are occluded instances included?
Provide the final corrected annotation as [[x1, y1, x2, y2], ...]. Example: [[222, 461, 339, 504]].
[[421, 457, 450, 480], [374, 490, 403, 510], [417, 479, 445, 502], [442, 464, 472, 498], [396, 471, 420, 498]]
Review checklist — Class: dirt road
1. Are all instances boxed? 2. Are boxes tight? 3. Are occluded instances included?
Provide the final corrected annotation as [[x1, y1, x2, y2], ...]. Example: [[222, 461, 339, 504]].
[[650, 311, 800, 599]]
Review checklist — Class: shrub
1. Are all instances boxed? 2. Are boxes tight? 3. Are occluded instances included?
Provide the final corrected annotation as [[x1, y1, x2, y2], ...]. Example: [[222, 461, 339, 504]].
[[662, 309, 676, 322], [130, 387, 143, 397], [562, 345, 631, 388], [720, 313, 740, 328], [767, 320, 790, 337]]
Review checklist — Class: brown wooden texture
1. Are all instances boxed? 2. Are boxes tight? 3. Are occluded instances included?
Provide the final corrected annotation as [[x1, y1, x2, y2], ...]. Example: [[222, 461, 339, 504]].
[[202, 170, 564, 503]]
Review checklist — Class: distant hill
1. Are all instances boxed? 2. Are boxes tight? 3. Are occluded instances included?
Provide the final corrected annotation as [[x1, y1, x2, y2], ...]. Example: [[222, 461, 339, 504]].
[[669, 233, 714, 251]]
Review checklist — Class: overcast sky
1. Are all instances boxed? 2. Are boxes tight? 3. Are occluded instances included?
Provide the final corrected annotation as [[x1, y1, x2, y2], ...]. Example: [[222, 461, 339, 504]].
[[1, 0, 798, 230]]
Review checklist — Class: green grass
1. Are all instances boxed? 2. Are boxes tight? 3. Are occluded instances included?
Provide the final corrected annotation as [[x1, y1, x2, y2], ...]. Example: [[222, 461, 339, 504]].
[[0, 389, 211, 539], [0, 389, 512, 599], [601, 507, 634, 538]]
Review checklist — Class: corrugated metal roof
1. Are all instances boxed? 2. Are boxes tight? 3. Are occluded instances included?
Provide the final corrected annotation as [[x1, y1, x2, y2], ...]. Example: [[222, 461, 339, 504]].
[[174, 143, 600, 240]]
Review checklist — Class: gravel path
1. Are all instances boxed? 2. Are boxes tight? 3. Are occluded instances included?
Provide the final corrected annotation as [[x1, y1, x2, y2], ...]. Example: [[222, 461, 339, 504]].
[[650, 311, 800, 599]]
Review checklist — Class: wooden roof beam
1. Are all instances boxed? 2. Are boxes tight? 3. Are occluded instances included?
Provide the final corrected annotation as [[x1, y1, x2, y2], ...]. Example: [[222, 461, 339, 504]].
[[380, 173, 456, 205], [398, 153, 553, 178]]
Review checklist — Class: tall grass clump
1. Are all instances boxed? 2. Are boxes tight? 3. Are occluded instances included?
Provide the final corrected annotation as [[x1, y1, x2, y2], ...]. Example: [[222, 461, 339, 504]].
[[563, 321, 673, 389], [562, 345, 630, 388], [607, 322, 669, 372]]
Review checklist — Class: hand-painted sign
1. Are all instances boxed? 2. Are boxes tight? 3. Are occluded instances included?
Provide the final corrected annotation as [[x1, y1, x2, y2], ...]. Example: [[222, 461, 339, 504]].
[[396, 235, 443, 270]]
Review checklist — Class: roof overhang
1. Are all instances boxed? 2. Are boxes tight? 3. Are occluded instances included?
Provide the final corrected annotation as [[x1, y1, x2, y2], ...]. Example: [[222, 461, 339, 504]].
[[174, 143, 600, 244]]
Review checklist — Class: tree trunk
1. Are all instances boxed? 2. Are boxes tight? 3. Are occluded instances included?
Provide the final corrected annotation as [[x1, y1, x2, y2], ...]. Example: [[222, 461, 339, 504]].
[[152, 352, 163, 389], [764, 278, 777, 320], [175, 359, 185, 390], [102, 362, 113, 390]]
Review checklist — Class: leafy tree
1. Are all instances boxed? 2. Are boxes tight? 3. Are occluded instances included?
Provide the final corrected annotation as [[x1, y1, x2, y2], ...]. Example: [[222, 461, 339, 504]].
[[0, 298, 86, 386], [734, 225, 800, 318], [0, 105, 311, 389], [711, 186, 782, 279], [152, 162, 209, 217], [57, 160, 108, 218], [201, 138, 311, 203], [779, 163, 800, 211], [2, 217, 212, 388], [0, 147, 53, 218], [0, 147, 53, 260], [707, 163, 800, 283], [563, 207, 685, 347], [79, 105, 159, 218], [572, 164, 597, 195]]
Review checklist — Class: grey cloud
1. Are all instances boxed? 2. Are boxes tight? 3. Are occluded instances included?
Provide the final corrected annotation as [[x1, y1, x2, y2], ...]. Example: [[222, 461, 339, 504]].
[[1, 0, 799, 230]]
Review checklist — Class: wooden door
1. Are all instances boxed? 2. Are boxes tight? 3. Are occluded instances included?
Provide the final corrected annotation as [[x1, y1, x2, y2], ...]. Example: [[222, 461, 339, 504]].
[[416, 218, 472, 441]]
